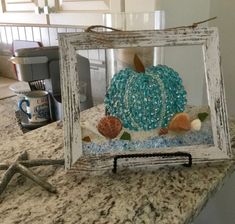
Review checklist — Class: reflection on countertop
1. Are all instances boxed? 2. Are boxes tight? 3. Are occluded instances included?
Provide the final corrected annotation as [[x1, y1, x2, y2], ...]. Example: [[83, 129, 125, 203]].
[[0, 96, 234, 224]]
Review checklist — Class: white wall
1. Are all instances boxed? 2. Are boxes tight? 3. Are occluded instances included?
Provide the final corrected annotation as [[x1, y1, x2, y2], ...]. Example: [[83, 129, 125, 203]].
[[157, 0, 211, 28], [209, 0, 235, 117]]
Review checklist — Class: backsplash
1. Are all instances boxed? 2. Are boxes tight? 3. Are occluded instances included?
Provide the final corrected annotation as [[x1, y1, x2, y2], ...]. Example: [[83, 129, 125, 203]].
[[0, 25, 83, 51]]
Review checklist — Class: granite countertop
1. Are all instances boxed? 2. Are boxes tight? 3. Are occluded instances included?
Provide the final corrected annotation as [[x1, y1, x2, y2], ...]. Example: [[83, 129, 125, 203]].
[[0, 96, 235, 224]]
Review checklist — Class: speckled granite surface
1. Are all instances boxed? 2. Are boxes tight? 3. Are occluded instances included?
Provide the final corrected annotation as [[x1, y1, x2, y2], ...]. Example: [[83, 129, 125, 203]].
[[0, 96, 235, 224]]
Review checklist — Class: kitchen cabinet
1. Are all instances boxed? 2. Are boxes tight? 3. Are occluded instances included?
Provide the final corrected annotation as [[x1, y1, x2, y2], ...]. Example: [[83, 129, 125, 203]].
[[48, 0, 122, 26], [0, 0, 159, 26], [0, 0, 123, 26], [125, 0, 157, 12], [0, 0, 48, 24]]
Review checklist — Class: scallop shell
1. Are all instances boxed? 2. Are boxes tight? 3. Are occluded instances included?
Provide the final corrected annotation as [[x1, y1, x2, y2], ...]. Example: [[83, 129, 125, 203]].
[[97, 116, 122, 139], [168, 112, 191, 132]]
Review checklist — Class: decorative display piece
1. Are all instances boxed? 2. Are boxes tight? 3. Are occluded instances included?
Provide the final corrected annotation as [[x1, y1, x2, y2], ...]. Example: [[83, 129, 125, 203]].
[[59, 27, 231, 172]]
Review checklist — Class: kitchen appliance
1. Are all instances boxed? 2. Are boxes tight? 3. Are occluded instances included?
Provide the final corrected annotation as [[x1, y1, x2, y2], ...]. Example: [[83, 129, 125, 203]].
[[10, 45, 93, 127]]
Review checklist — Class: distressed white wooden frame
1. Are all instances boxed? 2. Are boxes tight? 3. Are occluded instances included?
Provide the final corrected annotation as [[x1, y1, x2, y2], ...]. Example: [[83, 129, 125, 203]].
[[59, 27, 231, 171]]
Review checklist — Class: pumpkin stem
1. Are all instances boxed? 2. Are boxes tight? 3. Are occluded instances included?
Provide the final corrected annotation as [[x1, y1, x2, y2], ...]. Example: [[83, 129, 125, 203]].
[[134, 54, 145, 73]]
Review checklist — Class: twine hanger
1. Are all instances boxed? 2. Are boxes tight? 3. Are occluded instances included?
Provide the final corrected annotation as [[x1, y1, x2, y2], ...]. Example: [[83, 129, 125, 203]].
[[85, 17, 217, 33]]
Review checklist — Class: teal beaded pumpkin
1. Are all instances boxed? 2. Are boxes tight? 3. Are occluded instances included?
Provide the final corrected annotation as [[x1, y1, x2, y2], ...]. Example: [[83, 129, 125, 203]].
[[104, 65, 187, 131]]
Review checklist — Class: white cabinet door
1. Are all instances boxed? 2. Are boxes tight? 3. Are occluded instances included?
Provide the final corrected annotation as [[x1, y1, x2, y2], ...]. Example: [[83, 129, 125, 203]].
[[0, 0, 122, 26], [48, 0, 122, 26], [125, 0, 157, 12], [0, 0, 47, 24]]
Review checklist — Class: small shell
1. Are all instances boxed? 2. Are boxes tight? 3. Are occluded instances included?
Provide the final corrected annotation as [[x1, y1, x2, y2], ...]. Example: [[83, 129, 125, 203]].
[[168, 112, 191, 132], [159, 128, 168, 136], [97, 116, 122, 139], [191, 119, 202, 131], [82, 136, 91, 142]]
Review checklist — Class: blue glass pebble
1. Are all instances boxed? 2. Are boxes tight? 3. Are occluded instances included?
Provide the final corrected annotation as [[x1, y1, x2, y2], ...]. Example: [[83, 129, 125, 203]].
[[82, 125, 213, 155]]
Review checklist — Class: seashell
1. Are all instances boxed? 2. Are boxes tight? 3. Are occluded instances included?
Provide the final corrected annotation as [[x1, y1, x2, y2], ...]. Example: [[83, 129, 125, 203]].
[[97, 116, 122, 139], [168, 112, 191, 132], [191, 119, 202, 131], [159, 128, 168, 136], [82, 136, 91, 142]]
